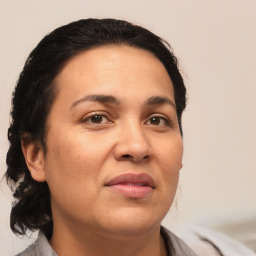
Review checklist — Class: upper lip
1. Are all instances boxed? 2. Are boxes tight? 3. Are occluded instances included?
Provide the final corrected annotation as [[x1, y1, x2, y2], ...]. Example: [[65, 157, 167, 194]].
[[105, 173, 155, 188]]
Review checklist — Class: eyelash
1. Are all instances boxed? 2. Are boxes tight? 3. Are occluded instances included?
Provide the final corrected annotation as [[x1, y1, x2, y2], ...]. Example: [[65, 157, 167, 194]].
[[81, 112, 171, 127], [146, 114, 171, 127], [81, 112, 111, 125]]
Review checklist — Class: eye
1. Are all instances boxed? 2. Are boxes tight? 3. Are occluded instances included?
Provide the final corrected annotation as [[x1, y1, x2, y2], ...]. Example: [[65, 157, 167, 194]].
[[90, 115, 105, 123], [146, 115, 170, 126], [82, 113, 111, 125]]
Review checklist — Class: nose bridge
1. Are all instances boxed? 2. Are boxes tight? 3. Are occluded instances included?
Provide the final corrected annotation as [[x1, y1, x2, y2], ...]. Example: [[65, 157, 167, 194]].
[[114, 118, 151, 161], [126, 120, 149, 147]]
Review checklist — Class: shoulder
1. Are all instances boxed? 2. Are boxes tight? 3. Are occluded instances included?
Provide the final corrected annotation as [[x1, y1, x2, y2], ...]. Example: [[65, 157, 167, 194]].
[[179, 226, 256, 256], [15, 243, 37, 256], [15, 232, 57, 256], [161, 226, 198, 256]]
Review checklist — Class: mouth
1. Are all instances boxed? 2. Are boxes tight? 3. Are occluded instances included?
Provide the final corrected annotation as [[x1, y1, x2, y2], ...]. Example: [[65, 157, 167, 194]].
[[105, 173, 155, 198]]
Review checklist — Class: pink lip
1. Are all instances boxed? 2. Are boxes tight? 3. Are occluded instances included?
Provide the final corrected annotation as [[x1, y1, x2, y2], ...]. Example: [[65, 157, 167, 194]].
[[105, 173, 155, 198]]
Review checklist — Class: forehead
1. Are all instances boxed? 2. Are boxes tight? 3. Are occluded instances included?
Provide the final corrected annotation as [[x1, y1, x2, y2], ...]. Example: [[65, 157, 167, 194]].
[[53, 45, 174, 107]]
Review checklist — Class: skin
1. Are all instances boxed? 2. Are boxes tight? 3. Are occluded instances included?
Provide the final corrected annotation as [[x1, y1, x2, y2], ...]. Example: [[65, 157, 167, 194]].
[[22, 45, 183, 256]]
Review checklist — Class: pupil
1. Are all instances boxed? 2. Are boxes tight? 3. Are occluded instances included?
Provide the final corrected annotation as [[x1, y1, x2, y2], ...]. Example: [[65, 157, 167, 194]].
[[150, 117, 160, 125], [91, 115, 102, 123]]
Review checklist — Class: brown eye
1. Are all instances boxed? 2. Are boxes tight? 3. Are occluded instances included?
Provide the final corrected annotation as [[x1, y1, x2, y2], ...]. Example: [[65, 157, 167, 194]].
[[90, 115, 103, 123], [150, 117, 161, 125], [146, 115, 170, 126], [82, 114, 111, 125]]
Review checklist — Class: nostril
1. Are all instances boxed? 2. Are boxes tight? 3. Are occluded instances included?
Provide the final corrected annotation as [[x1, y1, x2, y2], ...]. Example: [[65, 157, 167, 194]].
[[121, 154, 150, 161], [122, 154, 132, 159]]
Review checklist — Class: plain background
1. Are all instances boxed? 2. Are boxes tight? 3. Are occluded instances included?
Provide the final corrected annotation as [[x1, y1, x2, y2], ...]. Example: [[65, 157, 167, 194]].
[[0, 0, 255, 255]]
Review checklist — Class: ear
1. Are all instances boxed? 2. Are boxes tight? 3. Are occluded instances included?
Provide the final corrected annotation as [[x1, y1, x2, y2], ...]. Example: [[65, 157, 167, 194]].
[[21, 139, 46, 182]]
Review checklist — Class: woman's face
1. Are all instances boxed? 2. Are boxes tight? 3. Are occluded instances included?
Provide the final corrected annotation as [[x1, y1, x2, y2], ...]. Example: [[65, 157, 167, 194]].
[[39, 45, 183, 237]]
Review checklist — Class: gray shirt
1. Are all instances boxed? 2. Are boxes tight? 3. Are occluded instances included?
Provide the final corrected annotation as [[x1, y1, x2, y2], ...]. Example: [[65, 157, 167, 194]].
[[16, 226, 198, 256]]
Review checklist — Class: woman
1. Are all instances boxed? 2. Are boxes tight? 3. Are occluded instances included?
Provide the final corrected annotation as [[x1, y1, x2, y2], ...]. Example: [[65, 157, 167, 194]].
[[6, 18, 196, 255]]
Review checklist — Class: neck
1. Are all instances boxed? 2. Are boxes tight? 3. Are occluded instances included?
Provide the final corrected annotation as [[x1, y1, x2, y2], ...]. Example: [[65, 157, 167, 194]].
[[50, 222, 167, 256]]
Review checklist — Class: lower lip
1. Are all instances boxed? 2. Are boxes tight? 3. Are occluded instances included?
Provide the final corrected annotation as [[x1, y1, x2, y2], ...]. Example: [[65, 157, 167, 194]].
[[107, 184, 153, 198]]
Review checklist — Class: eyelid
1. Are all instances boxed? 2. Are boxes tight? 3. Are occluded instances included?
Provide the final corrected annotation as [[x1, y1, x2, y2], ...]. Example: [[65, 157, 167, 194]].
[[146, 113, 171, 126], [81, 111, 112, 124]]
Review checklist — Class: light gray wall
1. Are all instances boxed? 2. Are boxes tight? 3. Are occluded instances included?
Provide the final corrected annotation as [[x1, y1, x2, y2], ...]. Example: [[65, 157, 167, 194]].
[[1, 0, 255, 255]]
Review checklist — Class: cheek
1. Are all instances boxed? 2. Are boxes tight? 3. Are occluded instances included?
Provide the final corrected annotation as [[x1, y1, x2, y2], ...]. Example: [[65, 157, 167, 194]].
[[156, 136, 183, 189], [43, 127, 116, 199], [46, 129, 103, 168], [158, 136, 183, 169], [43, 139, 101, 216], [44, 132, 100, 193]]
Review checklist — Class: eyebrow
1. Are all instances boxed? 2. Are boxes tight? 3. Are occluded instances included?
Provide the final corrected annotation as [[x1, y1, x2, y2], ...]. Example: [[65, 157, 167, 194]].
[[70, 94, 176, 109], [146, 96, 176, 109], [71, 94, 120, 108]]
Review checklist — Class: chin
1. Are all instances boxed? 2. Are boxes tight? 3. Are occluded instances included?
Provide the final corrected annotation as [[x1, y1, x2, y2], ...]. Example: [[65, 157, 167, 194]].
[[98, 208, 164, 238]]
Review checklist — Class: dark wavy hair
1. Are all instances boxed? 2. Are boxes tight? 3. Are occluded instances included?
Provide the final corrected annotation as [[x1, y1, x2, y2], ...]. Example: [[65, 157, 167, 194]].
[[5, 18, 187, 238]]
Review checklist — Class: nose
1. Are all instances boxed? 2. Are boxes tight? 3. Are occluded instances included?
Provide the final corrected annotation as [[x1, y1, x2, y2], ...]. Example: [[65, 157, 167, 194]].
[[113, 123, 151, 162]]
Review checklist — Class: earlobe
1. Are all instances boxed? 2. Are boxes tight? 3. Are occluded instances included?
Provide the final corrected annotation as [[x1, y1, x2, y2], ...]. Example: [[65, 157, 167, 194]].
[[21, 140, 46, 182]]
